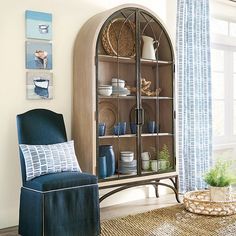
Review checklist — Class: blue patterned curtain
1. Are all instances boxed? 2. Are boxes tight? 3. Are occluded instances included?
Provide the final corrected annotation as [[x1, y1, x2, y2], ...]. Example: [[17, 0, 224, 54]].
[[176, 0, 212, 193]]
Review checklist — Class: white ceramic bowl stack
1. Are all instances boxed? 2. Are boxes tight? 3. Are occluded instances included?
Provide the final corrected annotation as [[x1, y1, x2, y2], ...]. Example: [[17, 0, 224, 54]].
[[112, 78, 125, 88], [112, 78, 130, 96], [98, 85, 112, 96], [120, 151, 134, 162], [119, 151, 137, 174]]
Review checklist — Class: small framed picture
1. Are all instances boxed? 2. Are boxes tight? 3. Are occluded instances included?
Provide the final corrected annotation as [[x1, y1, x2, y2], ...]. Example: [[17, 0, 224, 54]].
[[26, 41, 52, 69], [26, 71, 53, 100], [25, 10, 52, 40]]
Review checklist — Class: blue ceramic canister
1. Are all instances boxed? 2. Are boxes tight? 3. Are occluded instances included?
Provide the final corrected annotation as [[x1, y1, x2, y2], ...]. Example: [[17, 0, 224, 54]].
[[99, 145, 115, 177], [97, 156, 107, 179]]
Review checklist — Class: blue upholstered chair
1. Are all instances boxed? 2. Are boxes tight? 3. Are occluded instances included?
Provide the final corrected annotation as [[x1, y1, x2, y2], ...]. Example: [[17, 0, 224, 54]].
[[16, 109, 100, 236]]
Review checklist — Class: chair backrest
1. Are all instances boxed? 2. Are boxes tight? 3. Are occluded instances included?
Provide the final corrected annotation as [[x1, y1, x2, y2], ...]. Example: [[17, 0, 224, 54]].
[[16, 109, 67, 184]]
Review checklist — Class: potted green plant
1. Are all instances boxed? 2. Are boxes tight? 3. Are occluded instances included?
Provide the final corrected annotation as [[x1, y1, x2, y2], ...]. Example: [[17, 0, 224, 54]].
[[203, 160, 236, 201], [158, 144, 171, 170]]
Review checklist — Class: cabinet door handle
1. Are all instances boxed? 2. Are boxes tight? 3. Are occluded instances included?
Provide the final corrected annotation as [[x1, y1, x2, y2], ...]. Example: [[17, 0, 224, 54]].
[[135, 108, 144, 125]]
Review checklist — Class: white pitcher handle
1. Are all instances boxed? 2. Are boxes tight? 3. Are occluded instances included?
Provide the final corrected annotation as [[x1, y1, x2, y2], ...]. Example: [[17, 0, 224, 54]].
[[153, 40, 160, 48]]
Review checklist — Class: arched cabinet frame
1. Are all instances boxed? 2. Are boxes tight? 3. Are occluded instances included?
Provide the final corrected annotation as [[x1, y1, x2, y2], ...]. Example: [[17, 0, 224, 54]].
[[73, 4, 179, 203]]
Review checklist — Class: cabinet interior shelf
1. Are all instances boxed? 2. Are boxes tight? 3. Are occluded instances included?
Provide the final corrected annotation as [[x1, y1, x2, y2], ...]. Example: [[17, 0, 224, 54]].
[[98, 54, 173, 66], [99, 168, 176, 182], [98, 95, 173, 100], [99, 133, 173, 139]]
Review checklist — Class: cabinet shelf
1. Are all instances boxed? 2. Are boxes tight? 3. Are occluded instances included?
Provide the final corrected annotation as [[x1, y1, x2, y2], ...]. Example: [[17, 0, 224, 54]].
[[99, 168, 176, 182], [99, 173, 138, 182], [142, 133, 173, 137], [98, 54, 173, 66], [98, 133, 173, 139], [99, 134, 136, 139], [98, 95, 173, 100]]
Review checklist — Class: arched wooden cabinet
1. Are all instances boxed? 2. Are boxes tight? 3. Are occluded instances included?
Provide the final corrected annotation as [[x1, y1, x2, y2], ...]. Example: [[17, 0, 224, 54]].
[[73, 4, 179, 201]]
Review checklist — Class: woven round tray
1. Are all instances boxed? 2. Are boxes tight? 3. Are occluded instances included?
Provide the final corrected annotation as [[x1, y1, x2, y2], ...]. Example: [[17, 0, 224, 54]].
[[183, 190, 236, 216], [102, 18, 135, 57]]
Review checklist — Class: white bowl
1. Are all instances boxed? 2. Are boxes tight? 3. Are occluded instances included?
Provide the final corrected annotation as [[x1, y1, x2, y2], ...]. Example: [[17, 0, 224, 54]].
[[112, 78, 125, 88], [98, 88, 112, 96], [112, 78, 125, 83], [98, 85, 112, 88], [112, 81, 125, 88], [120, 155, 134, 162], [120, 151, 134, 155]]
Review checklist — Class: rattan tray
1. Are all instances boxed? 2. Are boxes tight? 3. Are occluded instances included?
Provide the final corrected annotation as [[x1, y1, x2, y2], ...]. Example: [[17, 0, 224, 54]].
[[183, 190, 236, 216], [102, 18, 135, 57]]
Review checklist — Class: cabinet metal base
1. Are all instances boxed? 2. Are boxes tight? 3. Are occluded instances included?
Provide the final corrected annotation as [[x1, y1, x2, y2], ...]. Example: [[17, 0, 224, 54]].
[[99, 175, 180, 203]]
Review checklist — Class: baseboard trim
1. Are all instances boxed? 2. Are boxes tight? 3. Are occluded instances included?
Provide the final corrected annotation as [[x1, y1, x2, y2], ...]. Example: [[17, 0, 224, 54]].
[[0, 226, 18, 235]]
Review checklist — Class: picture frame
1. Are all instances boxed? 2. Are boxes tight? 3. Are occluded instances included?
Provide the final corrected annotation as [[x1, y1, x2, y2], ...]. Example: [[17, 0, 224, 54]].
[[25, 41, 52, 69], [26, 71, 53, 100], [25, 10, 52, 40]]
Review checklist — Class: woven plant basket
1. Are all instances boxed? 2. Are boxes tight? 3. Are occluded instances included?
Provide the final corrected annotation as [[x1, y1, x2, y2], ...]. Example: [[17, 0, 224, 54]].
[[183, 190, 236, 216]]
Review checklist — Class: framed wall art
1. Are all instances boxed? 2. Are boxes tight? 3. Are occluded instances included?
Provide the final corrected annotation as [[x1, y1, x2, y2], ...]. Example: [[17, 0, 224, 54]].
[[25, 10, 52, 40], [25, 41, 52, 69], [26, 71, 53, 100]]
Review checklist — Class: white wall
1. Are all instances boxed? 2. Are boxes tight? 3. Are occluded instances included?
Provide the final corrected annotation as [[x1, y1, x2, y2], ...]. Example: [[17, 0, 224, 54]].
[[0, 0, 176, 229], [211, 0, 236, 18]]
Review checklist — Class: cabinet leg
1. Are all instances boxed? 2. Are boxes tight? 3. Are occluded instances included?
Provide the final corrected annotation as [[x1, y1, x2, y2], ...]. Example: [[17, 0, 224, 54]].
[[153, 180, 159, 198], [169, 177, 180, 203]]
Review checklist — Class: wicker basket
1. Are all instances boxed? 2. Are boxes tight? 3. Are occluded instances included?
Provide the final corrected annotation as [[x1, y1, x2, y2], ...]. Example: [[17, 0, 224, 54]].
[[102, 18, 135, 57], [183, 190, 236, 216]]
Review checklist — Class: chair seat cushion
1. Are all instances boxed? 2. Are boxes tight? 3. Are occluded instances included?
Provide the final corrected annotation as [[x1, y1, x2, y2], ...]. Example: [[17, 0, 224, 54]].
[[24, 172, 98, 191]]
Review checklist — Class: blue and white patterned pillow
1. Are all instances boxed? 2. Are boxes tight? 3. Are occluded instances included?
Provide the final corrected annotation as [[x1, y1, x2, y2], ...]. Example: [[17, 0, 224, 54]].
[[19, 140, 81, 181]]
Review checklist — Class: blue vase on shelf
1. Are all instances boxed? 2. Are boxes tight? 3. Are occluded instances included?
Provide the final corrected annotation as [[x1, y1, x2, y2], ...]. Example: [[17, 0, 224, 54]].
[[98, 156, 107, 179], [99, 145, 115, 177]]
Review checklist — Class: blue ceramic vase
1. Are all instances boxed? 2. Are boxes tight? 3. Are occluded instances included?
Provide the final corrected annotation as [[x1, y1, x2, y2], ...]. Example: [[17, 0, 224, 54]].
[[99, 145, 115, 177], [98, 156, 107, 179]]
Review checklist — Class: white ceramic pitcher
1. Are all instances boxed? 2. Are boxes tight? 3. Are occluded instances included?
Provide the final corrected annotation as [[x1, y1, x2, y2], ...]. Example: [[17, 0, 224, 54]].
[[142, 35, 159, 60]]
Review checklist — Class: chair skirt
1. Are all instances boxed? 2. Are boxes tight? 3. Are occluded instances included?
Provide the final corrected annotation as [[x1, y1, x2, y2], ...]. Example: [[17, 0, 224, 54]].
[[18, 185, 100, 236]]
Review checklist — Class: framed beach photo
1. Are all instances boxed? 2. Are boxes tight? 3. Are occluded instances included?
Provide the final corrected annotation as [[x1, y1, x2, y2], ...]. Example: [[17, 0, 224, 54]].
[[26, 71, 53, 100], [26, 41, 52, 69], [25, 10, 52, 40]]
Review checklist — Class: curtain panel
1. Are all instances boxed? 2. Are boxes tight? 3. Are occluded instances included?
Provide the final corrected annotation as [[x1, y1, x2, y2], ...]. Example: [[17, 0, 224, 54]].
[[176, 0, 212, 192]]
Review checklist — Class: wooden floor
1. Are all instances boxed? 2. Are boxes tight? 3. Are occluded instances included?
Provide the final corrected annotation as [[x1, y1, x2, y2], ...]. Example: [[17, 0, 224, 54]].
[[0, 194, 180, 235]]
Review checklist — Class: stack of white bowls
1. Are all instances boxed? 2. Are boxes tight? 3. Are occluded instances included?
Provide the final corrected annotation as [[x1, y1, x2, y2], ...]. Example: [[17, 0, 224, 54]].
[[119, 151, 137, 174], [120, 151, 134, 162], [112, 78, 125, 88], [112, 78, 130, 96], [98, 85, 112, 96]]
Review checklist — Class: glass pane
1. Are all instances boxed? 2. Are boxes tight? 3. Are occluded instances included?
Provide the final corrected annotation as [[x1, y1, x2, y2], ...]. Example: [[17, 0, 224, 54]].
[[234, 74, 236, 99], [234, 101, 236, 135], [212, 101, 224, 136], [212, 72, 224, 99], [213, 148, 234, 161], [211, 18, 228, 36], [211, 49, 224, 71], [230, 22, 236, 37], [234, 52, 236, 73]]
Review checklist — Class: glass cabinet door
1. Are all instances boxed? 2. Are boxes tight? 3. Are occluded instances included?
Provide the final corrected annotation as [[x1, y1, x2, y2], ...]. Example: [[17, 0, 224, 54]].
[[138, 10, 175, 175], [96, 9, 138, 180]]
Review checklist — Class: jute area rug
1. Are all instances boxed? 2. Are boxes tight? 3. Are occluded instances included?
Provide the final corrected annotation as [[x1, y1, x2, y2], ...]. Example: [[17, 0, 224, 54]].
[[101, 204, 236, 236]]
